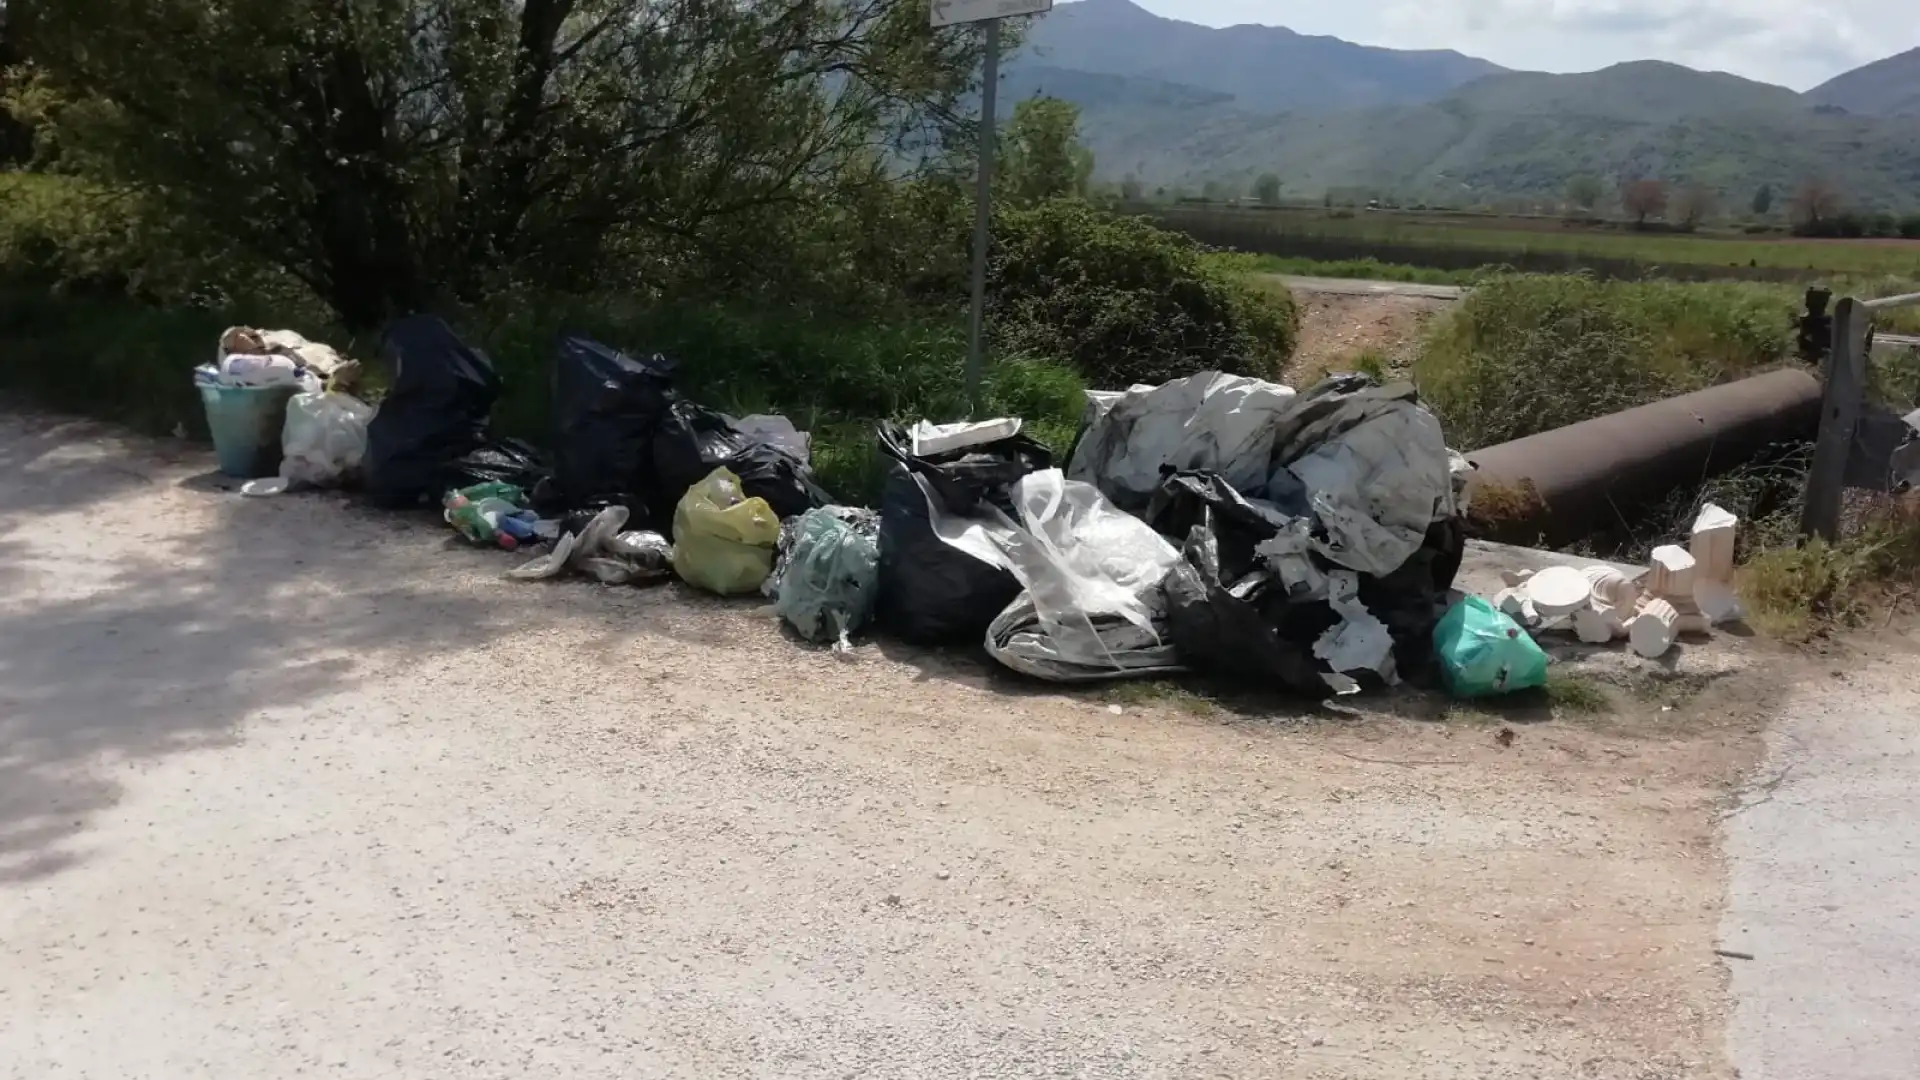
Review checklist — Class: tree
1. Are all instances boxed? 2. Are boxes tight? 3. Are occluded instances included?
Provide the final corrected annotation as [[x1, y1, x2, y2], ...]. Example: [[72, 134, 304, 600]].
[[1619, 178, 1670, 226], [0, 13, 32, 166], [999, 97, 1094, 205], [1751, 183, 1775, 217], [1565, 175, 1603, 214], [13, 0, 987, 330], [1674, 184, 1718, 229], [1792, 179, 1843, 228], [1253, 173, 1282, 206]]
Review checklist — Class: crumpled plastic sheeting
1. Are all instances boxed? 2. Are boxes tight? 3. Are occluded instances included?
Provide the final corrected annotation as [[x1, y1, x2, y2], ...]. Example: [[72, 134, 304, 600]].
[[1067, 373, 1299, 510], [935, 469, 1186, 683], [506, 506, 673, 585], [1069, 372, 1457, 581], [1280, 384, 1457, 578], [1314, 570, 1399, 684], [1124, 374, 1467, 694]]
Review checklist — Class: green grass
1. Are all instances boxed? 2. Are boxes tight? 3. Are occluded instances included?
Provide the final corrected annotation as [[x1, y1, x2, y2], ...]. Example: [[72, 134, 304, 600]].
[[1739, 499, 1920, 638], [1235, 254, 1476, 286], [1544, 673, 1613, 715], [1101, 680, 1220, 717]]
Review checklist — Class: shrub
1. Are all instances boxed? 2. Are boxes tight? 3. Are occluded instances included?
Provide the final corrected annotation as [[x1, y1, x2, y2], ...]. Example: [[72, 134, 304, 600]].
[[0, 173, 316, 311], [986, 198, 1296, 388], [1415, 275, 1793, 449]]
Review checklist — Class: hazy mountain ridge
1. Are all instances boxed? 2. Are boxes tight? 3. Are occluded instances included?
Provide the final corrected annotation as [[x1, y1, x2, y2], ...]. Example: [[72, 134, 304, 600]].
[[1807, 48, 1920, 117], [1006, 0, 1920, 210], [1018, 0, 1506, 113]]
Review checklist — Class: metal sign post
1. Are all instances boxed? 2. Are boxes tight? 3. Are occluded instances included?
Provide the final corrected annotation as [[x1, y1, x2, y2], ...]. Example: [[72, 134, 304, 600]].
[[933, 0, 1053, 412]]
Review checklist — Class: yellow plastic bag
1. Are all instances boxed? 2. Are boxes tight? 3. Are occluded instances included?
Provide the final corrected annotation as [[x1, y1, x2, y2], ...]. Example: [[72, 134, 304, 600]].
[[671, 467, 781, 596]]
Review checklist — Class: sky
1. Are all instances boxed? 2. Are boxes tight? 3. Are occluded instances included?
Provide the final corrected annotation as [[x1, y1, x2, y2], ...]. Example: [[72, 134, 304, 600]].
[[1111, 0, 1919, 90]]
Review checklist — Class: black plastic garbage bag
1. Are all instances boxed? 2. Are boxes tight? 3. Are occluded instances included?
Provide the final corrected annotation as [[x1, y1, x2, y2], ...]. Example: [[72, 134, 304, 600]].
[[652, 400, 832, 526], [449, 437, 550, 492], [552, 335, 676, 521], [365, 315, 500, 508], [1162, 524, 1332, 694], [883, 424, 1053, 515], [873, 424, 1052, 646]]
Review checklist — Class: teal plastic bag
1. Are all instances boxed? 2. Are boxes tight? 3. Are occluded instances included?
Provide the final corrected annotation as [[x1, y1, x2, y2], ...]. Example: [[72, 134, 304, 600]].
[[774, 508, 880, 650], [1434, 596, 1549, 698]]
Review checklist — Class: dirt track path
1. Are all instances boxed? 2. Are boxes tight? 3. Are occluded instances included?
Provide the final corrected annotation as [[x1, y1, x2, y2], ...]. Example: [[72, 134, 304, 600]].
[[1277, 276, 1457, 384], [0, 410, 1760, 1079]]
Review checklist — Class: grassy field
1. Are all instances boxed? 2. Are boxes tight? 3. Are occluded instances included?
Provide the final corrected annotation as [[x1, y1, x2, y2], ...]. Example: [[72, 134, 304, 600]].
[[1149, 204, 1920, 280]]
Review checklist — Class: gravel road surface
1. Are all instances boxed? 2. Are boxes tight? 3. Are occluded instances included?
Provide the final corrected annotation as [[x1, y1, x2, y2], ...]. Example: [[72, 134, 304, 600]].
[[0, 410, 1779, 1079]]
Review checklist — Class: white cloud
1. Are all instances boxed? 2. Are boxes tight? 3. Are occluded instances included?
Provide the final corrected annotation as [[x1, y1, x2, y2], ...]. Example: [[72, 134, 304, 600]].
[[1139, 0, 1919, 89]]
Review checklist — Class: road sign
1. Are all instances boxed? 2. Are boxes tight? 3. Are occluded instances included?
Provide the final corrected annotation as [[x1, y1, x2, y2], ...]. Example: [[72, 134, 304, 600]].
[[934, 0, 1054, 410], [931, 0, 1052, 29]]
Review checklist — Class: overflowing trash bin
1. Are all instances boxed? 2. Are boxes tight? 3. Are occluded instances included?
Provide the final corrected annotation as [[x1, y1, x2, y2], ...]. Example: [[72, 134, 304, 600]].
[[197, 376, 301, 479]]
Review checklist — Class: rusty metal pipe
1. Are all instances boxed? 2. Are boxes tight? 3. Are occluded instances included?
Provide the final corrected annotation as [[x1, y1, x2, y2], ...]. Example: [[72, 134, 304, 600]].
[[1465, 368, 1822, 546]]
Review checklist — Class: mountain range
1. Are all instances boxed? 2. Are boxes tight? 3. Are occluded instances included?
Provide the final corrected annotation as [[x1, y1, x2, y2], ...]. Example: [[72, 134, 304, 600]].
[[1007, 0, 1920, 212]]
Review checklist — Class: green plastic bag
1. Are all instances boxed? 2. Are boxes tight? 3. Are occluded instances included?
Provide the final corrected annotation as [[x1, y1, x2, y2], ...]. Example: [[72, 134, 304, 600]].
[[443, 482, 528, 547], [1433, 596, 1549, 698], [774, 508, 880, 650], [672, 467, 781, 596]]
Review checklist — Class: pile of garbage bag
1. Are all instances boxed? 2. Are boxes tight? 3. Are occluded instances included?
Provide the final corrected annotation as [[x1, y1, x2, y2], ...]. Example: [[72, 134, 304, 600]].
[[1104, 373, 1468, 693], [203, 307, 1488, 697], [850, 371, 1470, 691]]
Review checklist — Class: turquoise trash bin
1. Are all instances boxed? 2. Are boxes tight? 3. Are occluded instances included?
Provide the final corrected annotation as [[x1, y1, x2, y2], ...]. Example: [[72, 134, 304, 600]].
[[197, 380, 299, 478]]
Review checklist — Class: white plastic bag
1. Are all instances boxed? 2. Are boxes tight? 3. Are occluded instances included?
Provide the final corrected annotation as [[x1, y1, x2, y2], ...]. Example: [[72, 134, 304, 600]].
[[945, 469, 1186, 682], [279, 391, 374, 487]]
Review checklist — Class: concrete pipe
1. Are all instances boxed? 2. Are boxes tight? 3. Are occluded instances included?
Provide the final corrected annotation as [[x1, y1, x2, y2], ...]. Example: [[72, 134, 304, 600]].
[[1464, 368, 1822, 546]]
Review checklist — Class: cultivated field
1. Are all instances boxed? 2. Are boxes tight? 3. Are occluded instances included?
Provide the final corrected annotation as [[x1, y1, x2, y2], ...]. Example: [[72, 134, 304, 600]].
[[1144, 204, 1920, 282]]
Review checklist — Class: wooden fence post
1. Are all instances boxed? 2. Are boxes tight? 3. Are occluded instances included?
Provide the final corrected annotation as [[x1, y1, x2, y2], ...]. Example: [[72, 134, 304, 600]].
[[1801, 297, 1869, 542]]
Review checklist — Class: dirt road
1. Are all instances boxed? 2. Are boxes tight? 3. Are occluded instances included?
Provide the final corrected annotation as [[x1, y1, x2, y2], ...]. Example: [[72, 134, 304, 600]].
[[0, 410, 1763, 1078], [1267, 275, 1466, 302]]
